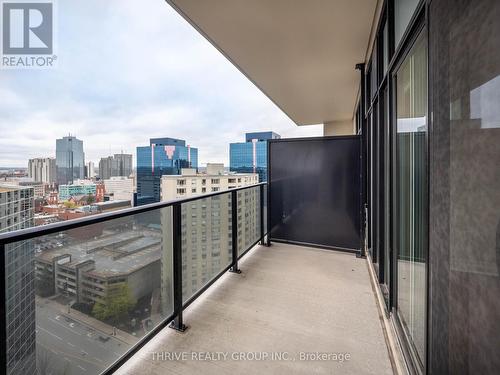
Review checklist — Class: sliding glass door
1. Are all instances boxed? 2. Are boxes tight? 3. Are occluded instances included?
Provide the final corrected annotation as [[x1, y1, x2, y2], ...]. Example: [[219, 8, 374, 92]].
[[395, 29, 428, 370]]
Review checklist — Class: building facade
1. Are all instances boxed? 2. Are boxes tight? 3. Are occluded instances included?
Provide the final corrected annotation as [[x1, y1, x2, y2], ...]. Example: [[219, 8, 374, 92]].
[[160, 167, 260, 314], [18, 181, 45, 199], [0, 185, 36, 375], [104, 176, 134, 202], [56, 136, 85, 185], [86, 161, 96, 179], [27, 157, 56, 185], [229, 131, 280, 182], [98, 154, 133, 180], [136, 138, 198, 205], [59, 182, 97, 201], [34, 230, 161, 308], [160, 165, 258, 201]]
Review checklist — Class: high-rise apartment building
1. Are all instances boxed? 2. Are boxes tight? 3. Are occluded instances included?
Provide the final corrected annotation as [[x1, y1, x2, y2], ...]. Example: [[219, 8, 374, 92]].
[[28, 157, 56, 185], [56, 136, 85, 185], [86, 161, 96, 179], [98, 153, 133, 180], [136, 138, 198, 205], [18, 181, 45, 199], [159, 167, 259, 314], [0, 185, 36, 375], [160, 165, 258, 201], [229, 131, 280, 182]]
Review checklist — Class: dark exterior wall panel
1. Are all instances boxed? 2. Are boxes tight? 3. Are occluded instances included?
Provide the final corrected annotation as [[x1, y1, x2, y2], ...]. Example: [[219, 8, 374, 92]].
[[268, 136, 361, 251]]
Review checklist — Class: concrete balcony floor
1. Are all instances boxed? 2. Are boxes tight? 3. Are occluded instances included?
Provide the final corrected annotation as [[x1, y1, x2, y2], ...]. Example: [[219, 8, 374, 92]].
[[117, 243, 394, 375]]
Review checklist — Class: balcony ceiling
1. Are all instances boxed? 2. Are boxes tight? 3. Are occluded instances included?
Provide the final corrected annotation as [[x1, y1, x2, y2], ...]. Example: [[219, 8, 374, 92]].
[[167, 0, 377, 125]]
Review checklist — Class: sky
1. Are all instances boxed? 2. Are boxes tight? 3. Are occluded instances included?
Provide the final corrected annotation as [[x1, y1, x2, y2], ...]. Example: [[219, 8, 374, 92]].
[[0, 0, 322, 168]]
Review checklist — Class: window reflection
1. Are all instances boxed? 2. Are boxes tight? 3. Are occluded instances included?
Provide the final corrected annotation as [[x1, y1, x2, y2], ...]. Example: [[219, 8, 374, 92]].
[[470, 74, 500, 129], [396, 30, 427, 368], [395, 0, 420, 47]]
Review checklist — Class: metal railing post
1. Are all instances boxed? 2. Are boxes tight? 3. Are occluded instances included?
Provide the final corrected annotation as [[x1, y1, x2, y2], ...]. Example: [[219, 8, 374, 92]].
[[169, 203, 187, 332], [0, 242, 6, 373], [259, 184, 265, 245], [229, 190, 241, 273], [266, 182, 271, 247]]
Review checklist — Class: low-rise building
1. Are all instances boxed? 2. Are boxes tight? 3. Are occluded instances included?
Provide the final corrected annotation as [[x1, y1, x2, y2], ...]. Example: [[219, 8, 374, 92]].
[[35, 230, 161, 307], [59, 183, 96, 201], [59, 180, 104, 202], [92, 200, 131, 213]]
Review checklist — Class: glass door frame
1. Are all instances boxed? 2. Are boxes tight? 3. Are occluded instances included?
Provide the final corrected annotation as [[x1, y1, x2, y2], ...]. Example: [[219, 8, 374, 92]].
[[363, 1, 431, 373], [389, 6, 429, 374]]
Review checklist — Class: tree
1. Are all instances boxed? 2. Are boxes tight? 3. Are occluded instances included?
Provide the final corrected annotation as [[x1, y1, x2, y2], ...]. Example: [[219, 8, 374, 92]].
[[86, 194, 95, 205], [92, 283, 136, 325], [63, 200, 76, 209]]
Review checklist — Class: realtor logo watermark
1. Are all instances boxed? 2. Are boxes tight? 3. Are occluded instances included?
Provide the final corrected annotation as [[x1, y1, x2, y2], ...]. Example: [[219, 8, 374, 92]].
[[1, 0, 57, 68]]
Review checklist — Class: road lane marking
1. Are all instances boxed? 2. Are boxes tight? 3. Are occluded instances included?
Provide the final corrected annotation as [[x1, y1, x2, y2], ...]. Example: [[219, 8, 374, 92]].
[[37, 341, 107, 369], [48, 317, 83, 336], [78, 365, 87, 371], [94, 357, 103, 363], [37, 326, 63, 341], [68, 342, 75, 347]]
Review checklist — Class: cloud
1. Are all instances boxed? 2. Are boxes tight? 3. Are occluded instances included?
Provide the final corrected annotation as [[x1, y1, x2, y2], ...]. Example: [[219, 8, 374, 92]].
[[0, 0, 322, 168]]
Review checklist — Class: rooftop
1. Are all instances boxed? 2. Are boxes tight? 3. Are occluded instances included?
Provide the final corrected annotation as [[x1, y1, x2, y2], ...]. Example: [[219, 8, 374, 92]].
[[36, 230, 162, 277], [162, 174, 257, 179], [0, 184, 31, 193], [93, 199, 131, 207]]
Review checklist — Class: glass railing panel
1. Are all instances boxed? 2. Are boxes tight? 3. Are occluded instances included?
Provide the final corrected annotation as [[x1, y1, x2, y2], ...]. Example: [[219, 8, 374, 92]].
[[181, 192, 233, 303], [4, 206, 173, 375], [237, 186, 261, 257]]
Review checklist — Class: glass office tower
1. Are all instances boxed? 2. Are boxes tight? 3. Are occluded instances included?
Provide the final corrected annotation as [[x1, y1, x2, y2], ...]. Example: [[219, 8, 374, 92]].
[[55, 136, 85, 185], [229, 132, 280, 182], [136, 138, 198, 205]]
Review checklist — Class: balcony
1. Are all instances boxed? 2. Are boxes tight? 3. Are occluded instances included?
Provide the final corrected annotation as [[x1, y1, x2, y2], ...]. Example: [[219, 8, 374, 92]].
[[0, 183, 398, 375], [116, 242, 393, 375]]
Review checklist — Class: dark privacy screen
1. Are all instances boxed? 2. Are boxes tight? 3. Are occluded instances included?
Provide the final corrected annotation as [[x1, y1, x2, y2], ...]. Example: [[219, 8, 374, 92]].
[[268, 136, 361, 251]]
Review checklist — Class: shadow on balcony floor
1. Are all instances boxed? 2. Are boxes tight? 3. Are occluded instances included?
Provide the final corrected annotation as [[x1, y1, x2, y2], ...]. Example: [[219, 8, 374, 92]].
[[116, 243, 393, 375]]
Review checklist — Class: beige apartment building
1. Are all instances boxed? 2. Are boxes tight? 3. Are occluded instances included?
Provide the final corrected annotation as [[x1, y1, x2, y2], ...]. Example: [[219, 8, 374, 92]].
[[160, 164, 258, 201], [160, 164, 261, 314]]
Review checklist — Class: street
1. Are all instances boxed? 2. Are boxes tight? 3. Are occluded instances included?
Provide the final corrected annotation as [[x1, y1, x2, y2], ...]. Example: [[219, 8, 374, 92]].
[[36, 299, 130, 374]]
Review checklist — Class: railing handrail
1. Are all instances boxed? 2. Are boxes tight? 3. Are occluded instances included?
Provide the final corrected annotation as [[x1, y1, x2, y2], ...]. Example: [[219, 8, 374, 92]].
[[0, 182, 267, 244]]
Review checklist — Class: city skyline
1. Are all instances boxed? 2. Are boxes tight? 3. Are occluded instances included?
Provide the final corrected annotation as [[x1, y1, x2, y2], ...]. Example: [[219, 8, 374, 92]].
[[0, 0, 322, 168]]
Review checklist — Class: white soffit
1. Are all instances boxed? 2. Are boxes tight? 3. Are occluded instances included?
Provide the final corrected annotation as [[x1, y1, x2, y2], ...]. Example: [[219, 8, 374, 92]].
[[167, 0, 377, 125]]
